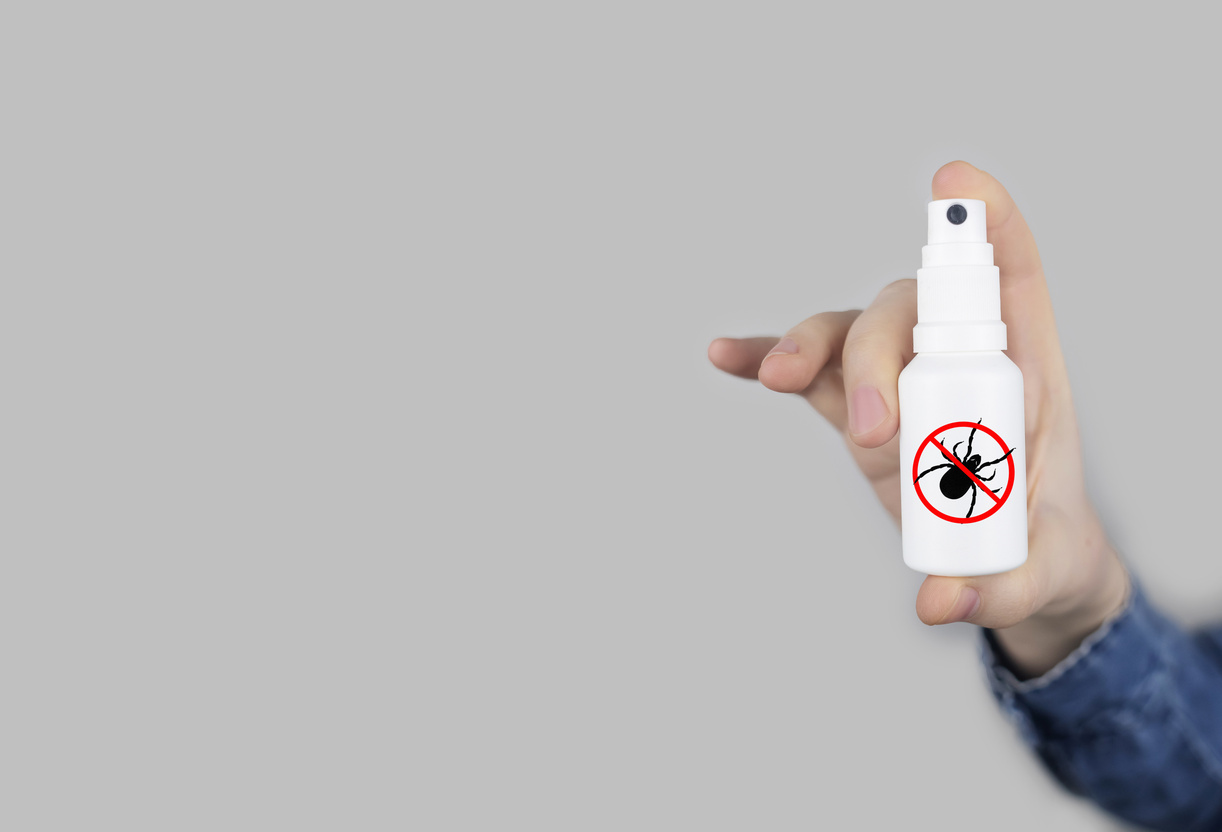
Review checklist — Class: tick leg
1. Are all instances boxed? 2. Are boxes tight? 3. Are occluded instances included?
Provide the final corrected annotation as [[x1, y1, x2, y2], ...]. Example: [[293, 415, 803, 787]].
[[965, 419, 982, 459], [966, 482, 978, 518], [953, 440, 964, 458], [977, 470, 996, 483], [914, 462, 953, 484], [935, 438, 959, 464], [976, 447, 1016, 470]]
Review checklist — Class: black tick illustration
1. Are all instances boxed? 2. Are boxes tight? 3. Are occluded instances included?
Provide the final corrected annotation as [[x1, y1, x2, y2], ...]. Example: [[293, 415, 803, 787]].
[[914, 420, 1015, 519]]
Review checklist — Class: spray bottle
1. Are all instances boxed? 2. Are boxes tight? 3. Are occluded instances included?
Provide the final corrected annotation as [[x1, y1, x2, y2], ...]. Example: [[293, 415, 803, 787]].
[[897, 199, 1028, 576]]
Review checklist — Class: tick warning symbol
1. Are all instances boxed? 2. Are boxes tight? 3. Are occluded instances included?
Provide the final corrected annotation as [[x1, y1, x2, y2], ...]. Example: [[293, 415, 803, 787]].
[[912, 420, 1017, 524]]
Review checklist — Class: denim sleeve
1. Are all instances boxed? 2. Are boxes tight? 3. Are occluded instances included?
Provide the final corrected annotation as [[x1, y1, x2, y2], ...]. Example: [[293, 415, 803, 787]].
[[981, 581, 1222, 831]]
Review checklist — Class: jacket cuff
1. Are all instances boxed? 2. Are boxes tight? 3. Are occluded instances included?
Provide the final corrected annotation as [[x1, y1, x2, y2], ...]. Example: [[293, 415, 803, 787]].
[[980, 580, 1159, 745]]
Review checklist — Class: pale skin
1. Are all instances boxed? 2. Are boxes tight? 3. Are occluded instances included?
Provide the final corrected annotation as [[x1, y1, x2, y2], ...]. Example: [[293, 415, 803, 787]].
[[708, 161, 1130, 679]]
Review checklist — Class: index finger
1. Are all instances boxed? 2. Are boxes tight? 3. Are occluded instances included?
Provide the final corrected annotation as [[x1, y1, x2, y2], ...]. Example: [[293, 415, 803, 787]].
[[931, 162, 1063, 373]]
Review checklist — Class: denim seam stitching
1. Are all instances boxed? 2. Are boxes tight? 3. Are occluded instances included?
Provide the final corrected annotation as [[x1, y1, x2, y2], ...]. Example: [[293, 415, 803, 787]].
[[999, 590, 1137, 696]]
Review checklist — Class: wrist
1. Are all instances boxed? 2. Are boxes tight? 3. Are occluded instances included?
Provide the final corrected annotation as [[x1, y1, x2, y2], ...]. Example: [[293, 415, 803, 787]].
[[993, 519, 1129, 679]]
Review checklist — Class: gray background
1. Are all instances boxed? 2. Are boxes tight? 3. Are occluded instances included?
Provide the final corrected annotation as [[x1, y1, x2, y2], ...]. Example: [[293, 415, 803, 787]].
[[2, 2, 1217, 830]]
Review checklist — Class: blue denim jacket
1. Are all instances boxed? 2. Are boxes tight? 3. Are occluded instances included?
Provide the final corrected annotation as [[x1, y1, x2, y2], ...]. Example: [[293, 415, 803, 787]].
[[982, 581, 1222, 830]]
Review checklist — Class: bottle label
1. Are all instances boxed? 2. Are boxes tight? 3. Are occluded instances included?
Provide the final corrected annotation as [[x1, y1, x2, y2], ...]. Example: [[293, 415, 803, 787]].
[[911, 419, 1017, 524]]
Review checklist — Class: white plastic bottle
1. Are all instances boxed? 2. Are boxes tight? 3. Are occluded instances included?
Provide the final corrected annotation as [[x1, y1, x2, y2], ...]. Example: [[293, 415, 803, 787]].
[[897, 199, 1028, 576]]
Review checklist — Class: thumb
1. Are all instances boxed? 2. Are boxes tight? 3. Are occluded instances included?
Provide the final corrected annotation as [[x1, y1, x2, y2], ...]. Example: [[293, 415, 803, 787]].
[[915, 566, 1042, 629]]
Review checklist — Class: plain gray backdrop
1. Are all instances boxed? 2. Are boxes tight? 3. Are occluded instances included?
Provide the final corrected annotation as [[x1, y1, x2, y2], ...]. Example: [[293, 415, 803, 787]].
[[2, 3, 1218, 830]]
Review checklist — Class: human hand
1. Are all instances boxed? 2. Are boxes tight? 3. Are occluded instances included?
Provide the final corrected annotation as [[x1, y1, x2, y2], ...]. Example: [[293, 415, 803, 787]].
[[708, 161, 1129, 676]]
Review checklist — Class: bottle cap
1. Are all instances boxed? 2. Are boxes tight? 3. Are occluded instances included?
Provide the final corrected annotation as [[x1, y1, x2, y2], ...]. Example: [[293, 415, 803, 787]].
[[912, 199, 1007, 353]]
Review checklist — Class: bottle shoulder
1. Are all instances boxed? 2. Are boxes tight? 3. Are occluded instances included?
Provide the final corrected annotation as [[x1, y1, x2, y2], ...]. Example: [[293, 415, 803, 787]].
[[899, 351, 1022, 384]]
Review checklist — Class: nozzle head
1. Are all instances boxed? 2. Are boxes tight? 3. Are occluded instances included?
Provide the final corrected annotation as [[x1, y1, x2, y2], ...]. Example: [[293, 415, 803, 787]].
[[928, 198, 986, 245]]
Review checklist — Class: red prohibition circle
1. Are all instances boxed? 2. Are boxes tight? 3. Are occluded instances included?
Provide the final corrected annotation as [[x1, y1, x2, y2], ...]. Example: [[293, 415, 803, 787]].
[[912, 421, 1015, 524]]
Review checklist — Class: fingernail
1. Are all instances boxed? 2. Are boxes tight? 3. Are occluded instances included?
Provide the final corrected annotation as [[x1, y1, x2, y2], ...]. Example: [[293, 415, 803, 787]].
[[848, 385, 888, 436], [944, 587, 981, 624], [762, 337, 798, 361]]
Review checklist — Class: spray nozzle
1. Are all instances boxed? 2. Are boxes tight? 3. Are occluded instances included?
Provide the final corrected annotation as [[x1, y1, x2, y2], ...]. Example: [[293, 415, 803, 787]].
[[927, 198, 987, 246], [913, 197, 1005, 353]]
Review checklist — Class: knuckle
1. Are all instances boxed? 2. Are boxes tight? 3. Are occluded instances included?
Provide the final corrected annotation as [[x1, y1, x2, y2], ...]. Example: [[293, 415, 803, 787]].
[[790, 310, 856, 349], [808, 309, 858, 331], [840, 284, 916, 372], [803, 310, 841, 332], [1015, 566, 1045, 621], [843, 336, 888, 367], [879, 277, 916, 299], [843, 323, 903, 365], [988, 568, 1043, 626]]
